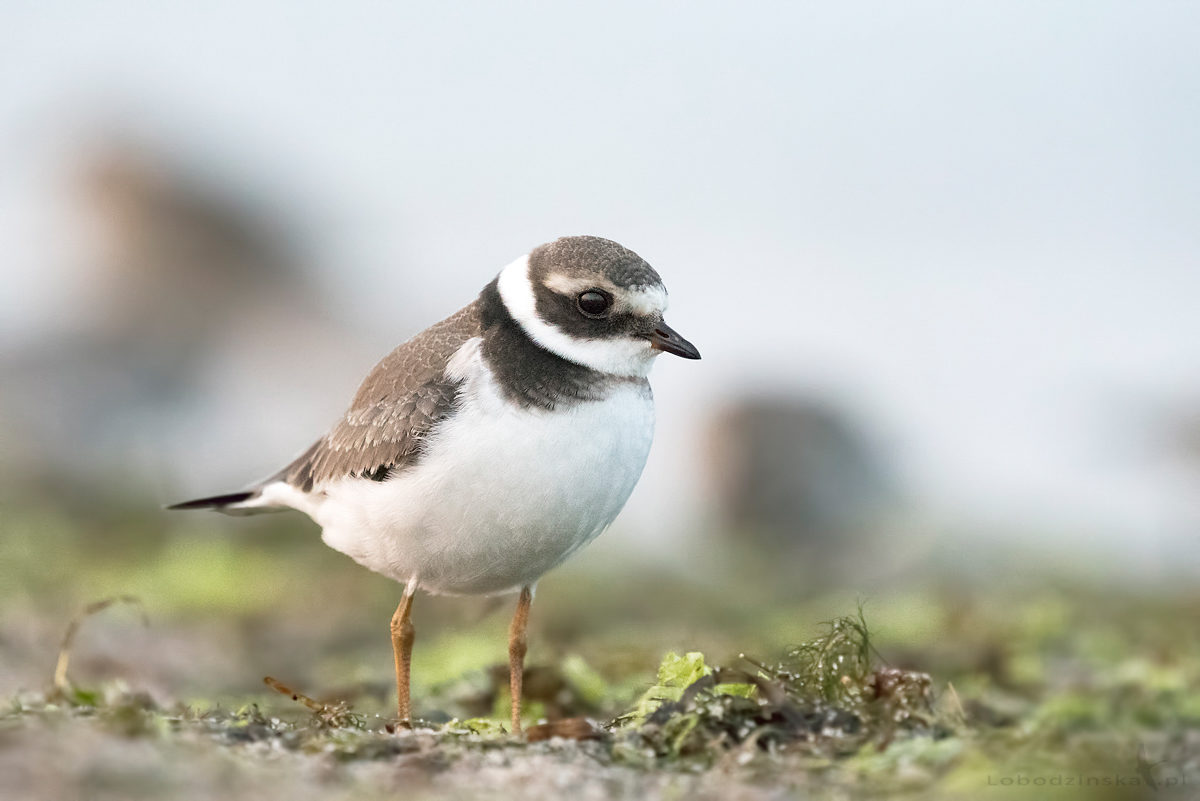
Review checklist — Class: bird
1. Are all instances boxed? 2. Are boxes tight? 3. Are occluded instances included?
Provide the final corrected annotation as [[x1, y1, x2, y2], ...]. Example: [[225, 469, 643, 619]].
[[169, 235, 700, 734]]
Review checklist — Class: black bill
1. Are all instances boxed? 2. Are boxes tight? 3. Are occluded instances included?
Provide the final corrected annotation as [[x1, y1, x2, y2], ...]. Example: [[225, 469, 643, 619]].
[[647, 321, 701, 360]]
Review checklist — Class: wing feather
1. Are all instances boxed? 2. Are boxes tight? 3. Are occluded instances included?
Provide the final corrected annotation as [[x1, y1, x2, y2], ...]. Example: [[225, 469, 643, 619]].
[[277, 300, 481, 491]]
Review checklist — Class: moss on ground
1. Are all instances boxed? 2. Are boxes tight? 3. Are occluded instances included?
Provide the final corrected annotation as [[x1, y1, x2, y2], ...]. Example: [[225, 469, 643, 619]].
[[5, 601, 1198, 800], [3, 499, 1200, 798]]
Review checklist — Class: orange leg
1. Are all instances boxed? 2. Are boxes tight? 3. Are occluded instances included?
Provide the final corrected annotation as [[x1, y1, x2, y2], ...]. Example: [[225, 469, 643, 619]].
[[507, 586, 533, 735], [390, 585, 417, 726]]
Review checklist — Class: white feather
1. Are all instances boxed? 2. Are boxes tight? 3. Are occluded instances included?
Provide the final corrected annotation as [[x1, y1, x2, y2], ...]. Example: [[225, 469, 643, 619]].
[[292, 338, 656, 595]]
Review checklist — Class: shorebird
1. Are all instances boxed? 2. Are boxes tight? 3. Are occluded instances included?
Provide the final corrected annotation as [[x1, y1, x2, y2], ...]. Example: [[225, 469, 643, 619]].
[[170, 235, 700, 733]]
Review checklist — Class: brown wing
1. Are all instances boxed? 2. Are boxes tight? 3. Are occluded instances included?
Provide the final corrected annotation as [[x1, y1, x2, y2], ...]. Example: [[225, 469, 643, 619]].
[[278, 300, 482, 491]]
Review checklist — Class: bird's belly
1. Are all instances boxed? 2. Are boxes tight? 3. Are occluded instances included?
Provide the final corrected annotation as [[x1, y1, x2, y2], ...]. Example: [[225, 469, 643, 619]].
[[316, 381, 655, 595]]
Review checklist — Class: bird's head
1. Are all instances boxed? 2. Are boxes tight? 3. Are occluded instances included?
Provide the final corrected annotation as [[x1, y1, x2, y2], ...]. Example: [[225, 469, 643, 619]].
[[496, 235, 700, 377]]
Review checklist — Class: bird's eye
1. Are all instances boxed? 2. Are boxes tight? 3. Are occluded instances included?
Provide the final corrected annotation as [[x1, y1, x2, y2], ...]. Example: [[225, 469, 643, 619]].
[[576, 290, 612, 317]]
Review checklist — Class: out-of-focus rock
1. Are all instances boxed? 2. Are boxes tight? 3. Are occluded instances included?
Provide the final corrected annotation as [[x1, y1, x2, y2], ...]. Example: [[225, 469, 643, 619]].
[[76, 145, 313, 346], [0, 140, 373, 498], [705, 395, 893, 559], [1167, 406, 1200, 466]]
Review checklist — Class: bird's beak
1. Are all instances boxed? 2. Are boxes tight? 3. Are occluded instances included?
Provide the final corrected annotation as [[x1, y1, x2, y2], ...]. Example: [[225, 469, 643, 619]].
[[647, 321, 701, 360]]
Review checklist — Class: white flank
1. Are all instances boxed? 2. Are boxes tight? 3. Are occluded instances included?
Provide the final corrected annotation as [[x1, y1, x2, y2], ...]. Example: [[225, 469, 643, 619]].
[[255, 480, 323, 518]]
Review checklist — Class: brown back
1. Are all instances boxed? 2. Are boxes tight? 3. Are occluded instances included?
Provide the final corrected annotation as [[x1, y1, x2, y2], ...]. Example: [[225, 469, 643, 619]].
[[277, 300, 482, 491]]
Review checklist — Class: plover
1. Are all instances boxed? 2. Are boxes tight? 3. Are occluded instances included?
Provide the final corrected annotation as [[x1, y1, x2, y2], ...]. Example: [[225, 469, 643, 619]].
[[170, 235, 700, 733]]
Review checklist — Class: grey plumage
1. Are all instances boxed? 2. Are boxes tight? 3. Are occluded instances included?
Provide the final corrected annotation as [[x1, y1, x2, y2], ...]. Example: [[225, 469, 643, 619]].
[[528, 236, 662, 289]]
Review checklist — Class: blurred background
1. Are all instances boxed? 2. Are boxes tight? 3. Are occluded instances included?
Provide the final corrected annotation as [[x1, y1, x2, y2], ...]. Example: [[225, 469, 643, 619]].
[[2, 0, 1199, 747]]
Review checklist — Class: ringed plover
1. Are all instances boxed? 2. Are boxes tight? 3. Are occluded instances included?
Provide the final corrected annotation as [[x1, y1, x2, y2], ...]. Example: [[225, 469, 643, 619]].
[[170, 235, 701, 733]]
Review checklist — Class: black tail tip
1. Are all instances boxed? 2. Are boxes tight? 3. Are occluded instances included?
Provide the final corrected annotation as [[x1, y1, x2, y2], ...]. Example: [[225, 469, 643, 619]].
[[166, 491, 254, 511]]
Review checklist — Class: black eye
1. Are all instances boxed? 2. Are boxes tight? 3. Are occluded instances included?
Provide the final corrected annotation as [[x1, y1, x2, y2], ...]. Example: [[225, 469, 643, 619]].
[[576, 290, 611, 317]]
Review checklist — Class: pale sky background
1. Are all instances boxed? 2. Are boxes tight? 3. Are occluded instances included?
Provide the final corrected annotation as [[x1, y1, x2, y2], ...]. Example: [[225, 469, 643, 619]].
[[1, 2, 1198, 565]]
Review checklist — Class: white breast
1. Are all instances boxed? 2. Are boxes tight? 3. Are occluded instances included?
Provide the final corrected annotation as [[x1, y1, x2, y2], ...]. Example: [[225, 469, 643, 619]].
[[309, 339, 655, 595]]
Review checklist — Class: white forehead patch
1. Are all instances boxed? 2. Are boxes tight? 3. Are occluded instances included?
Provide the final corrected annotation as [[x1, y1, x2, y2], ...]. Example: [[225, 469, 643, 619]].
[[625, 284, 669, 316], [496, 254, 661, 378]]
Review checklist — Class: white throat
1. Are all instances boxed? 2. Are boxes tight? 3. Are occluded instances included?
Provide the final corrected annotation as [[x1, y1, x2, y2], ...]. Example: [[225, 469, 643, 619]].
[[496, 254, 659, 378]]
